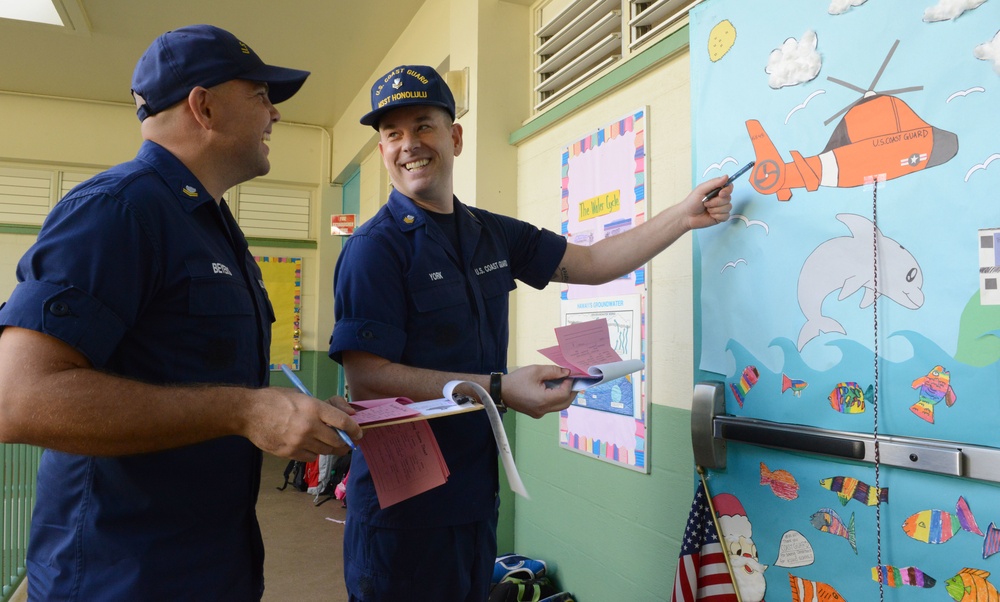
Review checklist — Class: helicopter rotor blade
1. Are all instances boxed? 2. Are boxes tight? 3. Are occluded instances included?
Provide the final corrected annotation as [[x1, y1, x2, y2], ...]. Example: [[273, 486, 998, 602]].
[[868, 39, 900, 91], [823, 101, 857, 127], [827, 76, 868, 94], [872, 85, 924, 96]]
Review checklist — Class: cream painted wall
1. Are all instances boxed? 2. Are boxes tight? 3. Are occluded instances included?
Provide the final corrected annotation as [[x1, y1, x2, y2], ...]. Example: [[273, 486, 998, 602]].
[[513, 51, 696, 412], [329, 0, 452, 186]]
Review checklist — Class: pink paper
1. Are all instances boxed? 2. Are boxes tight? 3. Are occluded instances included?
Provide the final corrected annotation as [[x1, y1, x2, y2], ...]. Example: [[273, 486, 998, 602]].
[[541, 318, 622, 374], [351, 399, 420, 426], [358, 421, 449, 509]]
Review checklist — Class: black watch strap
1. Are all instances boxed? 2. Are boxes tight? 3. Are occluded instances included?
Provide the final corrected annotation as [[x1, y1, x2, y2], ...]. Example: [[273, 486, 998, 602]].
[[490, 372, 507, 413]]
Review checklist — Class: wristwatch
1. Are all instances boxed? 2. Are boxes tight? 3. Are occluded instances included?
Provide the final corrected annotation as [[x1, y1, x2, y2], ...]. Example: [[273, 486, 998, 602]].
[[490, 372, 507, 413]]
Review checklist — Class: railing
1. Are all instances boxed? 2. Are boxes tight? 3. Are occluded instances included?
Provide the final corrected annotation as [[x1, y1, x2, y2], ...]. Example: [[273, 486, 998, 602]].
[[0, 444, 41, 601]]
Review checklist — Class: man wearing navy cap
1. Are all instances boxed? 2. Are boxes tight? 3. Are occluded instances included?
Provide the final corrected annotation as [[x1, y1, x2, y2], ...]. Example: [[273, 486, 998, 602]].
[[330, 64, 733, 600], [0, 25, 361, 601]]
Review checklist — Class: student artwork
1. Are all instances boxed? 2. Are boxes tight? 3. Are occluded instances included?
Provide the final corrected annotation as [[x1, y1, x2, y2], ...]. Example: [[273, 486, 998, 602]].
[[902, 496, 983, 544], [774, 530, 814, 568], [730, 365, 759, 408], [827, 381, 870, 414], [788, 574, 846, 602], [945, 568, 1000, 601], [796, 213, 924, 351], [984, 523, 1000, 559], [871, 565, 936, 589], [746, 39, 958, 203], [760, 462, 799, 500], [713, 493, 768, 602], [819, 475, 888, 507], [910, 365, 957, 423], [707, 19, 737, 62], [781, 373, 807, 397], [810, 507, 857, 553]]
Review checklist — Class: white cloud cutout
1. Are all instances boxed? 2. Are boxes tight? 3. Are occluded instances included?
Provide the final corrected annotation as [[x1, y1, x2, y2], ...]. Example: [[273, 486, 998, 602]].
[[829, 0, 868, 15], [923, 0, 987, 22], [765, 30, 822, 89], [974, 30, 1000, 75]]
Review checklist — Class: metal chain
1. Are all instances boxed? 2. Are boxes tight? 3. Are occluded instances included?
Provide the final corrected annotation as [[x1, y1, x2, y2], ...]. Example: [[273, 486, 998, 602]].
[[872, 179, 884, 602]]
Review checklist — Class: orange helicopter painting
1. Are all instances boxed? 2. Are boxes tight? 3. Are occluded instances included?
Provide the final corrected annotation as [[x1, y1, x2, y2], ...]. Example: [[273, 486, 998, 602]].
[[746, 40, 958, 202]]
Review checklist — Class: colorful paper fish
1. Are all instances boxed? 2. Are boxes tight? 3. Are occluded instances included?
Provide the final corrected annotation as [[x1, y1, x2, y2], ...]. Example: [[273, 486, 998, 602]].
[[789, 574, 846, 602], [946, 567, 1000, 601], [910, 365, 957, 423], [872, 565, 936, 588], [781, 373, 808, 397], [760, 462, 799, 500], [902, 496, 983, 544], [810, 507, 857, 554], [820, 475, 888, 507], [730, 365, 759, 408], [984, 523, 1000, 559], [828, 382, 871, 413]]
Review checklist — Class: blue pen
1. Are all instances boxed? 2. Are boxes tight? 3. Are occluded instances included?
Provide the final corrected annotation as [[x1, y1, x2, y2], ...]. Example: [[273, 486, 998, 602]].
[[280, 364, 356, 450], [703, 160, 755, 202]]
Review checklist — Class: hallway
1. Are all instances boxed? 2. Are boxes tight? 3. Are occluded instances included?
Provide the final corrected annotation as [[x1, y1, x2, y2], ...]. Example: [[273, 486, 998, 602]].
[[258, 452, 350, 602]]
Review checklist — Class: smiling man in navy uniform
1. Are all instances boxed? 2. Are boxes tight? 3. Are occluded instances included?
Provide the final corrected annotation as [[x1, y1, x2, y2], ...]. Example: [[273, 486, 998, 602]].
[[330, 64, 733, 601], [0, 25, 361, 601]]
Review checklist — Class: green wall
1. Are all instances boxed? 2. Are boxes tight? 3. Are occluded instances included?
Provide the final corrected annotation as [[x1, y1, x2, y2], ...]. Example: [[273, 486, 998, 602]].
[[270, 350, 342, 400], [510, 404, 694, 599]]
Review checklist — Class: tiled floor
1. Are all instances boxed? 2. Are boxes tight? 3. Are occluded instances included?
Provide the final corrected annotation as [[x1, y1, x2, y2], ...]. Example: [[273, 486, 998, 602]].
[[258, 452, 350, 602]]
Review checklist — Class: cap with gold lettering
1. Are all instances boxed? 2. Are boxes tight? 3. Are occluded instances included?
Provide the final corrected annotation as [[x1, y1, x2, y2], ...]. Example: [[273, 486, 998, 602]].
[[360, 65, 456, 129]]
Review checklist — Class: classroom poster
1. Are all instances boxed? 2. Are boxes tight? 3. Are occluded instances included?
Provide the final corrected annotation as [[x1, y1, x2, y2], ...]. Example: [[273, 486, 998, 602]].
[[557, 110, 649, 471], [254, 256, 302, 370], [557, 294, 648, 472]]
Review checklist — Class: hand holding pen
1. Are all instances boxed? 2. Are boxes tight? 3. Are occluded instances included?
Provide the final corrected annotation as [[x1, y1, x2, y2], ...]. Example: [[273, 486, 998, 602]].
[[703, 160, 754, 202], [280, 364, 357, 450]]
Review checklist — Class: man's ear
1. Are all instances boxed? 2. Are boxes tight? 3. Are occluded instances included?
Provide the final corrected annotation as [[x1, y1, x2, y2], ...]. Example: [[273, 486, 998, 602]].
[[187, 87, 213, 129], [452, 122, 463, 157]]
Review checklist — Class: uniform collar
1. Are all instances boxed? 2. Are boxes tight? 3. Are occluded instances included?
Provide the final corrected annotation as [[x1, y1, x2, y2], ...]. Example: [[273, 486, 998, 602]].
[[135, 140, 216, 213], [385, 188, 481, 231]]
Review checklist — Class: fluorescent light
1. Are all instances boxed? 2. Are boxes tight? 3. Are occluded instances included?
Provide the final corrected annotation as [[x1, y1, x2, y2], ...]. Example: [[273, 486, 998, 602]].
[[0, 0, 64, 26]]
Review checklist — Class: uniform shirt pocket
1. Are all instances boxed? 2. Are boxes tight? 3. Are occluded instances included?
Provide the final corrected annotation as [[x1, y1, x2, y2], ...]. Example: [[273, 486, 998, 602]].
[[186, 260, 255, 316]]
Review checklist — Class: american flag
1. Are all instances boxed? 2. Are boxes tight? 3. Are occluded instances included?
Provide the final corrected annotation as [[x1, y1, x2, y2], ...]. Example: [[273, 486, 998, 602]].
[[671, 481, 738, 602]]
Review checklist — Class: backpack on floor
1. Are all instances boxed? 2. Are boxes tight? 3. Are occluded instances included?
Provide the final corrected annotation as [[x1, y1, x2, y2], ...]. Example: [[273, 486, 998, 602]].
[[492, 554, 548, 585], [488, 576, 559, 602], [276, 460, 308, 492]]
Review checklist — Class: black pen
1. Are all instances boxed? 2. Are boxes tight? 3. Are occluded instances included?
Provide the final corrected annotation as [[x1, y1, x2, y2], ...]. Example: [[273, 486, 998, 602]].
[[703, 160, 755, 202]]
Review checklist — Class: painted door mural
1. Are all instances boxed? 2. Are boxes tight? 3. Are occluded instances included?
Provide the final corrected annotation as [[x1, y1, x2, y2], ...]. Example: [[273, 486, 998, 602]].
[[690, 0, 1000, 600]]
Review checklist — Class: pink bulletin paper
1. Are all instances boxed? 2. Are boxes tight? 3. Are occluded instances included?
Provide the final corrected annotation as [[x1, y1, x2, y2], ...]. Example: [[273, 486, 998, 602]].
[[358, 421, 449, 509]]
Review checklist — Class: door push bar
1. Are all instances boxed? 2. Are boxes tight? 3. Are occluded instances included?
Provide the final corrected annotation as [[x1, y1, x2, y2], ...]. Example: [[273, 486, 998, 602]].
[[692, 381, 1000, 485]]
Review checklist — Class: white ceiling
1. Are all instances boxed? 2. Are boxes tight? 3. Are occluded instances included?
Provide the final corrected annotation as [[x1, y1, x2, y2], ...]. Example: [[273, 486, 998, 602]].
[[0, 0, 428, 128]]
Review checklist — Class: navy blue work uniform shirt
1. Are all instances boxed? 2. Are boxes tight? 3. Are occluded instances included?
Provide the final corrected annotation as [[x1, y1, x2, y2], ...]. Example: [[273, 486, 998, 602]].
[[329, 189, 566, 528], [0, 141, 274, 601]]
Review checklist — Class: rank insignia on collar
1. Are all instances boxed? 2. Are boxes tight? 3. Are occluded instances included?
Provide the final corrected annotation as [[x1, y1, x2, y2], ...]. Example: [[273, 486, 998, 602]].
[[182, 185, 199, 198], [404, 214, 415, 224]]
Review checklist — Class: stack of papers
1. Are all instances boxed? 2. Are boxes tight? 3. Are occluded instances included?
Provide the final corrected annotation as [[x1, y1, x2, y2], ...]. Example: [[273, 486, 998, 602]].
[[538, 318, 644, 391], [350, 383, 522, 509], [351, 396, 482, 428]]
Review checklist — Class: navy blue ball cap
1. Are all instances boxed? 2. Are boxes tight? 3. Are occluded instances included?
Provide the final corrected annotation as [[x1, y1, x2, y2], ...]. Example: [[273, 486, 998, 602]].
[[131, 24, 310, 121], [360, 65, 456, 128]]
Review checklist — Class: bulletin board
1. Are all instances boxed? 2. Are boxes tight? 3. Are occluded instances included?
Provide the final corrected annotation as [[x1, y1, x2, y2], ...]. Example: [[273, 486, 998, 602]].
[[254, 256, 302, 370], [687, 1, 1000, 600], [556, 108, 649, 472]]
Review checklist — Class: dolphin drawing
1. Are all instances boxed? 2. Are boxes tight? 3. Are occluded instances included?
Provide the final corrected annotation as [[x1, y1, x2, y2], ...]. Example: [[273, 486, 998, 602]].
[[797, 213, 924, 350]]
